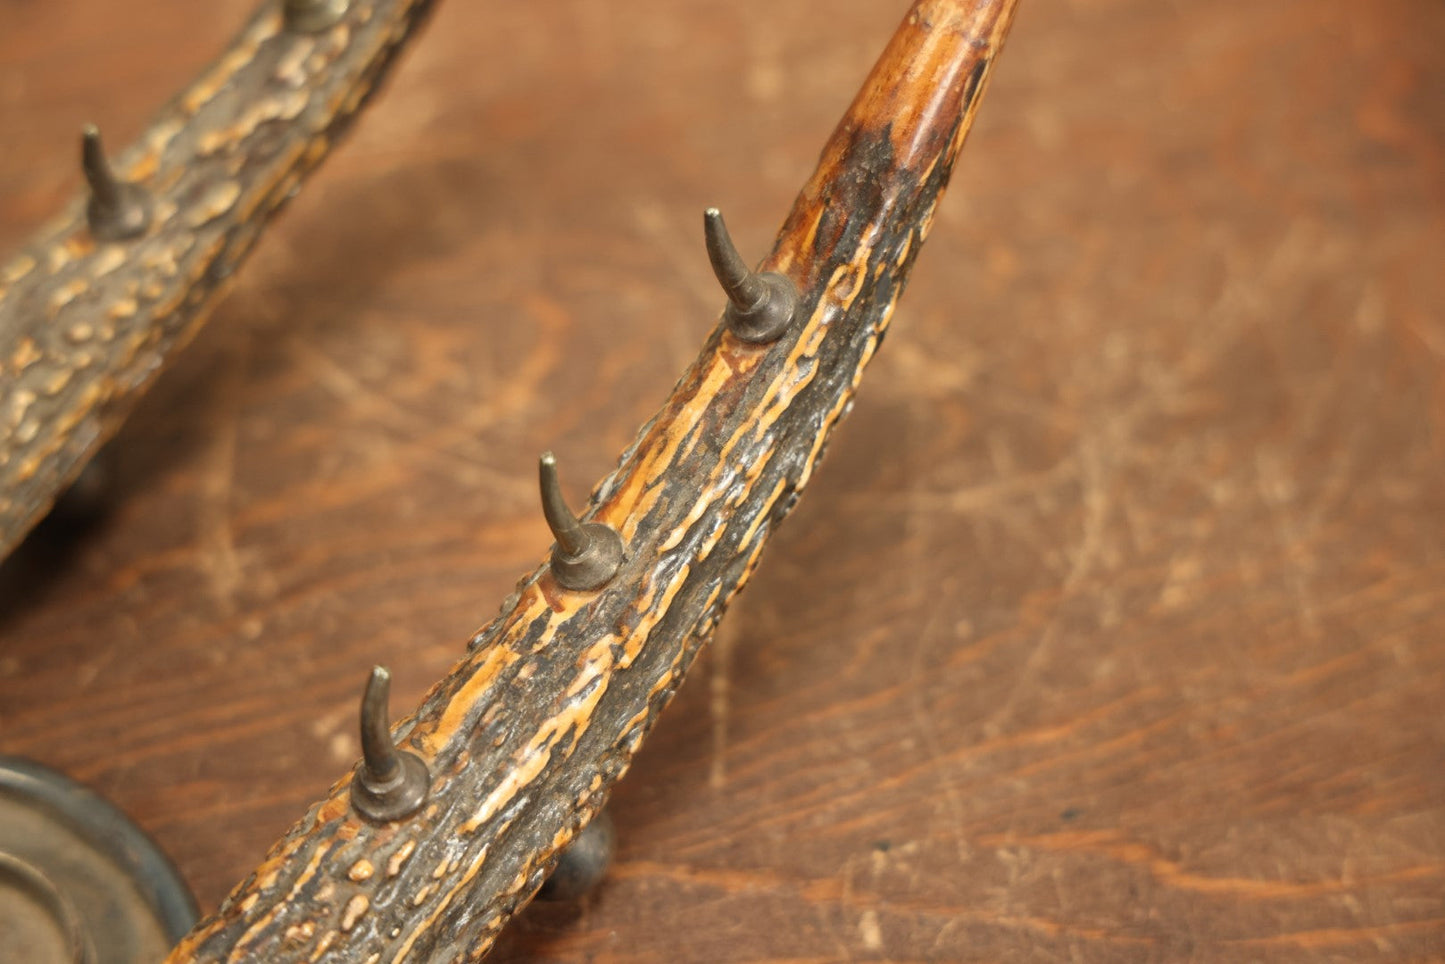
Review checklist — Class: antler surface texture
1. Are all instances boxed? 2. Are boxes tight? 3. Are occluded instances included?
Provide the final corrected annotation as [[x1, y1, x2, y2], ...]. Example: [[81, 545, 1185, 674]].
[[0, 0, 437, 557], [164, 0, 1017, 959], [9, 0, 1444, 961]]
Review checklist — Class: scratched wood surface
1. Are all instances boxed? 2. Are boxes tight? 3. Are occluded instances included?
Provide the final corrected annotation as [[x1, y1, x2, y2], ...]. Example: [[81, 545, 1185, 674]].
[[1, 0, 1443, 961]]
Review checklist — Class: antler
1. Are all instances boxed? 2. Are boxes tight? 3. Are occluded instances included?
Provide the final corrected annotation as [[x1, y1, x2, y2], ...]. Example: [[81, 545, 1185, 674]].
[[0, 0, 438, 558], [159, 0, 1019, 959]]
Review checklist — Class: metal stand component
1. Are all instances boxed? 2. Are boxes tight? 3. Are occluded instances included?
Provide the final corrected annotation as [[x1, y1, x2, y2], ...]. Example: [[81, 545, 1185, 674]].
[[81, 127, 150, 242], [537, 810, 616, 902], [0, 854, 94, 963], [283, 0, 348, 32], [540, 452, 625, 592], [704, 208, 797, 343], [0, 756, 197, 964], [350, 667, 431, 823]]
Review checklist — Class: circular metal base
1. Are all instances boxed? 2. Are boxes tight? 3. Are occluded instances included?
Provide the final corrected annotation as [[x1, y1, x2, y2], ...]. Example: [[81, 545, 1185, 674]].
[[350, 751, 430, 823], [0, 757, 197, 964], [85, 185, 151, 243], [725, 272, 797, 344], [550, 523, 625, 592]]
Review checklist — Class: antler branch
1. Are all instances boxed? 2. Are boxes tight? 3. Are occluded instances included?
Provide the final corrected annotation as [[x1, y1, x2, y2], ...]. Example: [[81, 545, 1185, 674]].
[[0, 0, 438, 557], [164, 0, 1020, 959]]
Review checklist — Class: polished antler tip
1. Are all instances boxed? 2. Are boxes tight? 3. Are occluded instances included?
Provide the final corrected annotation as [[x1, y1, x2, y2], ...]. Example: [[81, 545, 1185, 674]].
[[81, 124, 150, 242], [351, 664, 429, 823], [539, 452, 624, 592], [703, 207, 797, 344]]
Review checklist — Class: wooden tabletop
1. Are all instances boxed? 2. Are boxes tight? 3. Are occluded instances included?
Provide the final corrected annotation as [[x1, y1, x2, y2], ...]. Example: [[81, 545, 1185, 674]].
[[2, 0, 1443, 960]]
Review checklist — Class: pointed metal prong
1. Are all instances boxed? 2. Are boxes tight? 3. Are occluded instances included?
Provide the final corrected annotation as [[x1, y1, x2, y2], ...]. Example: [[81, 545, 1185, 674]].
[[81, 125, 149, 242], [539, 452, 624, 592], [81, 127, 120, 213], [537, 809, 616, 902], [704, 208, 769, 315], [359, 667, 401, 785], [704, 208, 797, 344], [350, 666, 429, 823], [540, 452, 590, 559], [283, 0, 348, 32]]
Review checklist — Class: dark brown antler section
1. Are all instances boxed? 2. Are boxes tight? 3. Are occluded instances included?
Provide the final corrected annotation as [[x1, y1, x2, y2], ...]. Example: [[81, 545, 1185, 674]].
[[164, 0, 1018, 959], [0, 0, 438, 558]]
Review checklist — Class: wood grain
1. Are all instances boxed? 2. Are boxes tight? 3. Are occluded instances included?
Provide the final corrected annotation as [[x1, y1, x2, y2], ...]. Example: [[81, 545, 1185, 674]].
[[2, 0, 1444, 961]]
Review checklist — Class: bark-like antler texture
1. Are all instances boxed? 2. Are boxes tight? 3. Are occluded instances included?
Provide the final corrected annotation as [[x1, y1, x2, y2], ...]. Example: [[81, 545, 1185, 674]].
[[163, 0, 1020, 959], [0, 0, 438, 557]]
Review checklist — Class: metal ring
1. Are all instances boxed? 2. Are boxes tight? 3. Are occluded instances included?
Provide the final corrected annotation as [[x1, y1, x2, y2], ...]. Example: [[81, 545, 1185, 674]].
[[0, 852, 95, 963]]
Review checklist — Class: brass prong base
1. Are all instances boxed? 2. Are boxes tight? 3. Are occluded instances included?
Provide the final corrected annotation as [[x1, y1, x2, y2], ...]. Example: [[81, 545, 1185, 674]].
[[350, 751, 429, 824], [550, 522, 625, 593]]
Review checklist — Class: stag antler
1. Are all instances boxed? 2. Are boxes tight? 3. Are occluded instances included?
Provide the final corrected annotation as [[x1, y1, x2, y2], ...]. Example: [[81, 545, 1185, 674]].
[[0, 0, 438, 558], [162, 0, 1020, 959]]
